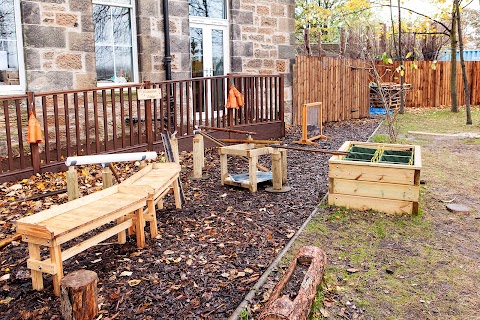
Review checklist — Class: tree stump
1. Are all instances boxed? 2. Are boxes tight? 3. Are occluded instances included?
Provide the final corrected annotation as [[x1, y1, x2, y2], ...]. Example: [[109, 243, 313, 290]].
[[259, 246, 327, 320], [60, 270, 99, 320]]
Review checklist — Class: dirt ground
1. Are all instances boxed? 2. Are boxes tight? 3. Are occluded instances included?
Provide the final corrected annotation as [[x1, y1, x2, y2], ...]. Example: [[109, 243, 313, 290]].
[[248, 109, 480, 320], [0, 118, 380, 319]]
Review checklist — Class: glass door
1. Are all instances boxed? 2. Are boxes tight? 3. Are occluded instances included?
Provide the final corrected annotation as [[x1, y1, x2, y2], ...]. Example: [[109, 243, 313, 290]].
[[190, 22, 229, 122]]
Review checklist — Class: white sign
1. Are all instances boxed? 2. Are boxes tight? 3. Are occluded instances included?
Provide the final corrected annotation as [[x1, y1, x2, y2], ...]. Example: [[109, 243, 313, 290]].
[[137, 88, 162, 100]]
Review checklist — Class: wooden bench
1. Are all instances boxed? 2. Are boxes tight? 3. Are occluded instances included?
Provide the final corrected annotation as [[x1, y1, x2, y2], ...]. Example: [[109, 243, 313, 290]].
[[15, 185, 149, 296], [121, 162, 182, 238]]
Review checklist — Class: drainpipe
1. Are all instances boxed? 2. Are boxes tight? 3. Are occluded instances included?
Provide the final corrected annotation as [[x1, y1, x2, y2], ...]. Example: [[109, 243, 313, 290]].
[[163, 0, 172, 81], [163, 0, 174, 128]]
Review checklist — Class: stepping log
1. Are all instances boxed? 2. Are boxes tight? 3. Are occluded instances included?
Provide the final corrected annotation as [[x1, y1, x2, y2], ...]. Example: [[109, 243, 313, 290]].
[[259, 246, 327, 320], [60, 270, 98, 320]]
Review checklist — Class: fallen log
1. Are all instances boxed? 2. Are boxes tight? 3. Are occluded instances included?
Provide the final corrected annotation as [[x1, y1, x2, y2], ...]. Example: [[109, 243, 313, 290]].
[[259, 246, 327, 320], [0, 234, 22, 250]]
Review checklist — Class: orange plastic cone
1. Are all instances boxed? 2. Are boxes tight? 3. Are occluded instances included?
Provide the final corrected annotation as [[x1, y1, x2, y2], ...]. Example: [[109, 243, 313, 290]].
[[27, 111, 45, 144]]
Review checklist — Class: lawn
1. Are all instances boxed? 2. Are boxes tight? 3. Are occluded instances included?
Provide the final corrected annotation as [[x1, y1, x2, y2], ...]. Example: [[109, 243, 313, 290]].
[[249, 107, 480, 320]]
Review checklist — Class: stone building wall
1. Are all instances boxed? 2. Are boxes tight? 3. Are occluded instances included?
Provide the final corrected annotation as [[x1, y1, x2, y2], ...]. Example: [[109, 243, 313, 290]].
[[22, 0, 97, 91], [230, 0, 296, 122]]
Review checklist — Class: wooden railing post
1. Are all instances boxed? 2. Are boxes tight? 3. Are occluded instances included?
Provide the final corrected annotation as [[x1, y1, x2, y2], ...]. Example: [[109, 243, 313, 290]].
[[144, 80, 153, 151], [27, 91, 41, 175], [227, 74, 233, 139], [279, 74, 285, 136]]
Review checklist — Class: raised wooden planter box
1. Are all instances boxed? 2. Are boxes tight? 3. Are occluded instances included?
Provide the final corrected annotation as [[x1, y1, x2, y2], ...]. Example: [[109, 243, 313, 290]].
[[328, 141, 421, 214]]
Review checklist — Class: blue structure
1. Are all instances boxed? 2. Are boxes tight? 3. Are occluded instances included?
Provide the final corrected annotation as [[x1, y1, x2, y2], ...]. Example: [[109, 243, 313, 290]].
[[438, 49, 480, 61]]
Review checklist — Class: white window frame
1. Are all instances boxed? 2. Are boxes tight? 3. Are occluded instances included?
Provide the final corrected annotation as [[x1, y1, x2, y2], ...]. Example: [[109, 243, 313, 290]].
[[0, 0, 26, 95], [92, 0, 139, 87]]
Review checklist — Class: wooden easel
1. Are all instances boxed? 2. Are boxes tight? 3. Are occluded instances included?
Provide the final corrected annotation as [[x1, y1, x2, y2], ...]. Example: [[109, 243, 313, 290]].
[[294, 102, 329, 145]]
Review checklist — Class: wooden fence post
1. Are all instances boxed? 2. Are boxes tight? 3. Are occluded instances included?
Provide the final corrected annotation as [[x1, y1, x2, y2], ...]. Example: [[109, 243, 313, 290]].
[[66, 166, 79, 201], [192, 133, 204, 179], [27, 91, 41, 175], [279, 74, 285, 137], [144, 80, 153, 151], [102, 166, 113, 189]]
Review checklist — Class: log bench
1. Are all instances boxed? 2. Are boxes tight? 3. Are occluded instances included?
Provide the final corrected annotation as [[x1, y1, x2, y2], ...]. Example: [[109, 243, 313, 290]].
[[121, 162, 182, 238], [15, 185, 149, 296]]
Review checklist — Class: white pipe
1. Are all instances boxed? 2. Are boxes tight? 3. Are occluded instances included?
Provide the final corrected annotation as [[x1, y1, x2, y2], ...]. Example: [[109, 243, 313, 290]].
[[65, 152, 157, 166]]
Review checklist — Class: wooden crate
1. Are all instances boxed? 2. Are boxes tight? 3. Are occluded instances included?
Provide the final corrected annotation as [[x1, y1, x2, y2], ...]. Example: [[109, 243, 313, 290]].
[[328, 141, 421, 214]]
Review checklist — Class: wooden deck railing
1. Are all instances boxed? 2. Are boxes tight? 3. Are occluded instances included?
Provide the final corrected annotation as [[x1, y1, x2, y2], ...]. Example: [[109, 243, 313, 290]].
[[0, 74, 285, 182]]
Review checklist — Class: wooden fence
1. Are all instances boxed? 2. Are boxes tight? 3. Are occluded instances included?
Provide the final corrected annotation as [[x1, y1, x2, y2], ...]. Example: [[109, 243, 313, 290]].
[[293, 57, 480, 124], [293, 56, 370, 125], [375, 61, 480, 107], [0, 74, 284, 182]]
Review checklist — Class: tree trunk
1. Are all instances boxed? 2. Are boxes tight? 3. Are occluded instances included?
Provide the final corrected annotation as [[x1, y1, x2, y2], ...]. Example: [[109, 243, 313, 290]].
[[455, 0, 473, 125], [398, 0, 405, 114], [389, 0, 398, 58], [450, 4, 459, 112], [60, 270, 99, 320], [304, 28, 311, 56]]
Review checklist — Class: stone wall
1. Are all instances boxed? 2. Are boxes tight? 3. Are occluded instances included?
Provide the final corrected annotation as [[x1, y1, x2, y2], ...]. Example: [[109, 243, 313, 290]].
[[22, 0, 97, 91], [230, 0, 296, 123]]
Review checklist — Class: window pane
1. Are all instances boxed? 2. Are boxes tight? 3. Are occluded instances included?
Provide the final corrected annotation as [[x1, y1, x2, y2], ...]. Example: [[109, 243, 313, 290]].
[[93, 2, 134, 83], [95, 46, 114, 82], [190, 27, 203, 78], [189, 0, 226, 19], [93, 4, 113, 45], [97, 0, 131, 5], [212, 30, 223, 76], [0, 1, 16, 40], [114, 46, 133, 82], [0, 0, 20, 86], [112, 7, 131, 46]]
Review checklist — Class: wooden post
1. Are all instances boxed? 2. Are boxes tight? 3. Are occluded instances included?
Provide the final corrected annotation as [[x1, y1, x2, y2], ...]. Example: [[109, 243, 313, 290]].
[[144, 81, 153, 151], [66, 166, 80, 201], [192, 133, 204, 178], [271, 150, 282, 191], [60, 270, 98, 320], [220, 153, 227, 185], [102, 167, 113, 189], [134, 208, 145, 248], [280, 149, 287, 184], [50, 244, 64, 296], [249, 155, 258, 192], [170, 135, 180, 164], [28, 91, 41, 175], [27, 242, 43, 291]]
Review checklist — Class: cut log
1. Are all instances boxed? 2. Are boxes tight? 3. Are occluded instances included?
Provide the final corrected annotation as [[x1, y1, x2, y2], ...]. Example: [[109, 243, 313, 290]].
[[259, 246, 327, 320], [60, 270, 99, 320]]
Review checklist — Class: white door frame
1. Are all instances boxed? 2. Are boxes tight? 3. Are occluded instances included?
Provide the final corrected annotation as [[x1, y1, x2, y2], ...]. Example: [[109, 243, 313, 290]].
[[189, 17, 230, 121]]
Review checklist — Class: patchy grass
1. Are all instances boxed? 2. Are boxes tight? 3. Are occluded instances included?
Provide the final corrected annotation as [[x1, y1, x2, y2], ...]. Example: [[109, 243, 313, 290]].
[[286, 107, 480, 319], [397, 107, 480, 134]]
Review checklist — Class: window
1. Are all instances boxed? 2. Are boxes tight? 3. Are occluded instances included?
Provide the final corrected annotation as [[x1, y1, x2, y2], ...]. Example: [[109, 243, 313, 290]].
[[93, 0, 138, 85], [0, 0, 25, 95], [189, 0, 226, 19]]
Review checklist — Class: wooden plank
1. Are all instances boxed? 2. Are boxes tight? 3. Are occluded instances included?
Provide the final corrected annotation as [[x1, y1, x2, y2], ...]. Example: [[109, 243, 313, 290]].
[[62, 219, 134, 261], [329, 163, 416, 185], [331, 178, 419, 201], [27, 258, 56, 275], [328, 193, 414, 215], [28, 243, 44, 290]]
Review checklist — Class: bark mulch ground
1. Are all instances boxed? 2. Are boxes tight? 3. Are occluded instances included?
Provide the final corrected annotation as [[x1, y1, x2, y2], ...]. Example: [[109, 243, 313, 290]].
[[0, 117, 380, 319]]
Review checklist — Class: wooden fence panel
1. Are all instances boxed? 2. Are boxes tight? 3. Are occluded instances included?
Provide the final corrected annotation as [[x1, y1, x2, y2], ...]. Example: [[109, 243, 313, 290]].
[[374, 60, 480, 107], [293, 56, 370, 125]]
